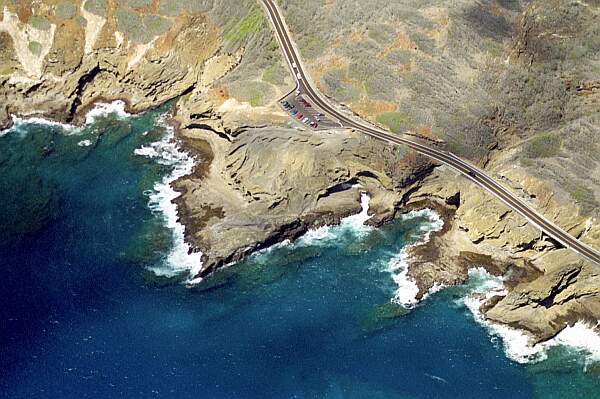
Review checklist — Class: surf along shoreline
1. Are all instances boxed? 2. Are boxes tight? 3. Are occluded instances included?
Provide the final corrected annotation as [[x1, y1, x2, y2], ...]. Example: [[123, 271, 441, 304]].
[[3, 99, 600, 367]]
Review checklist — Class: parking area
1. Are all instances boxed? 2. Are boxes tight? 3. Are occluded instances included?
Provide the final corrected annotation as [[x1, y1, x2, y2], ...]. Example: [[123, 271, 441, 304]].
[[279, 93, 340, 130]]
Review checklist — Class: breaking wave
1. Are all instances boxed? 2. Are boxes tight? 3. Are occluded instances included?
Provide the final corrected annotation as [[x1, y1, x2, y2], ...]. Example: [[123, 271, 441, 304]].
[[2, 100, 130, 138], [461, 268, 600, 365], [385, 209, 444, 307], [295, 192, 374, 247], [85, 100, 130, 124], [134, 118, 203, 283]]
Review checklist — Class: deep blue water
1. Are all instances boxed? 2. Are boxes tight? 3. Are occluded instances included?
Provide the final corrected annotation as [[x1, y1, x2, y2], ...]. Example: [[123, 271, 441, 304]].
[[0, 108, 599, 398]]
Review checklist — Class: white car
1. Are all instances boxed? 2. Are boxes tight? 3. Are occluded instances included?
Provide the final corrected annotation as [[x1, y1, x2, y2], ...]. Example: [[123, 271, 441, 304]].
[[302, 117, 310, 124]]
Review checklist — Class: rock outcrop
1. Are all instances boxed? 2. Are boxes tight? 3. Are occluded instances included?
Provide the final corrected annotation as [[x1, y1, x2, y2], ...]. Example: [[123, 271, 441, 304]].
[[403, 166, 600, 342], [1, 0, 599, 346], [172, 98, 433, 276], [485, 261, 600, 343]]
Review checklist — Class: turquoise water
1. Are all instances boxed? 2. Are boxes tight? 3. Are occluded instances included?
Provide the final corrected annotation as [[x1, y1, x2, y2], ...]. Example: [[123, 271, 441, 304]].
[[0, 108, 599, 398]]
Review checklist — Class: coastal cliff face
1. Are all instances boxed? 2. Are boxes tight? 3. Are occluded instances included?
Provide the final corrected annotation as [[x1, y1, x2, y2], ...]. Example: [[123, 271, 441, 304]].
[[0, 0, 280, 126], [277, 0, 600, 342], [1, 0, 599, 345], [406, 167, 600, 343], [172, 100, 432, 276]]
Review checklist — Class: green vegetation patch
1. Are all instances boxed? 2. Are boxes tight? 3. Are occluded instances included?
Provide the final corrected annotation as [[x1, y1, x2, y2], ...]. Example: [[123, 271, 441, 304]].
[[185, 0, 213, 14], [262, 63, 286, 85], [143, 15, 172, 37], [410, 31, 435, 53], [228, 81, 272, 107], [116, 8, 146, 43], [84, 0, 107, 17], [56, 1, 77, 19], [523, 133, 562, 158], [224, 10, 263, 44], [75, 15, 87, 27], [320, 68, 360, 103], [367, 23, 395, 45], [385, 49, 412, 65], [127, 0, 153, 9], [377, 112, 409, 134], [116, 9, 171, 44], [564, 181, 596, 214], [248, 93, 262, 107], [30, 16, 51, 31], [28, 41, 42, 56], [349, 57, 397, 101], [158, 0, 186, 16], [298, 34, 326, 59], [158, 0, 213, 16]]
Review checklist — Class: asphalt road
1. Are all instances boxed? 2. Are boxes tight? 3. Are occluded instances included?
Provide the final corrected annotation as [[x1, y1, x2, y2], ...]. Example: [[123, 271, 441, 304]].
[[259, 0, 600, 266]]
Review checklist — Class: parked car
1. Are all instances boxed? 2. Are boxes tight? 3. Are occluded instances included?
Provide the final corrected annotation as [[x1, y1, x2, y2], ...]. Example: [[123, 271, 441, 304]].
[[302, 117, 310, 124], [291, 109, 298, 115], [296, 113, 304, 120]]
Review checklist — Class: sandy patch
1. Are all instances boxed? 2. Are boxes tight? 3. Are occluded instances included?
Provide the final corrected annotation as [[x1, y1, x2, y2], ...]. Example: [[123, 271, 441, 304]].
[[80, 1, 106, 54], [200, 52, 240, 88], [127, 38, 157, 70], [0, 7, 56, 78]]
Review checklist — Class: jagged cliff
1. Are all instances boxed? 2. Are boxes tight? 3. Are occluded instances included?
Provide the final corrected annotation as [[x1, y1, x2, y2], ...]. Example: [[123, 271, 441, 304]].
[[1, 0, 599, 344], [172, 98, 432, 276]]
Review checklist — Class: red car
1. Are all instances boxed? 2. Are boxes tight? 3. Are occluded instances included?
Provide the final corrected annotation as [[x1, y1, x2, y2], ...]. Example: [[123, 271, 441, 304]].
[[296, 113, 303, 120], [300, 99, 312, 107]]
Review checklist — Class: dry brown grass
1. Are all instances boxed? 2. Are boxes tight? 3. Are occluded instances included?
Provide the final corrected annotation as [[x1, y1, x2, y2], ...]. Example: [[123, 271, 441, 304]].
[[208, 86, 231, 106], [353, 98, 396, 117], [17, 0, 33, 23]]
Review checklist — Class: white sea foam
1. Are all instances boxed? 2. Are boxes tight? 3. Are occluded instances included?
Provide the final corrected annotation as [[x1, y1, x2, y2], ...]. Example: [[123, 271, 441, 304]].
[[134, 124, 203, 283], [8, 114, 77, 133], [78, 139, 93, 147], [401, 208, 444, 242], [461, 268, 546, 363], [387, 249, 420, 307], [251, 239, 293, 259], [296, 192, 373, 247], [462, 268, 600, 365], [85, 100, 130, 125], [548, 322, 600, 363], [2, 100, 131, 138], [385, 209, 445, 307]]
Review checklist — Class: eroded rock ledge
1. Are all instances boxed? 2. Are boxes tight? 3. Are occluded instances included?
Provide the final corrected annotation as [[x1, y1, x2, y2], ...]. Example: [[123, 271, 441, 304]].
[[172, 98, 433, 277], [169, 91, 600, 344], [403, 167, 600, 343], [1, 0, 598, 348]]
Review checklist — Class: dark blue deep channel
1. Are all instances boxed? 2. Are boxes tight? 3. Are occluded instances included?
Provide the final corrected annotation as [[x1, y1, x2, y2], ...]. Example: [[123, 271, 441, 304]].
[[1, 108, 599, 399]]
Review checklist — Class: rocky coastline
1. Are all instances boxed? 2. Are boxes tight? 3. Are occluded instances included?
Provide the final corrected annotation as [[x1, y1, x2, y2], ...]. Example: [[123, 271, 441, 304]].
[[3, 88, 599, 352], [166, 94, 600, 345], [2, 82, 599, 346], [1, 0, 599, 351]]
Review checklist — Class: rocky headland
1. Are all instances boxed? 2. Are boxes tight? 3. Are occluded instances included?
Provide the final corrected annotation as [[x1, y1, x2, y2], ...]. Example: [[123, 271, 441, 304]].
[[1, 0, 599, 346]]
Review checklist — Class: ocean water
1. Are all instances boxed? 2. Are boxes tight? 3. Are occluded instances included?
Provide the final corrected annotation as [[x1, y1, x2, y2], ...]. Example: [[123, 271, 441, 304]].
[[0, 107, 599, 399]]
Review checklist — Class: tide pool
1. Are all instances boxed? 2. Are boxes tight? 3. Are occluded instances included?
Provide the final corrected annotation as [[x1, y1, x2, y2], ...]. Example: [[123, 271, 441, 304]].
[[0, 108, 598, 398]]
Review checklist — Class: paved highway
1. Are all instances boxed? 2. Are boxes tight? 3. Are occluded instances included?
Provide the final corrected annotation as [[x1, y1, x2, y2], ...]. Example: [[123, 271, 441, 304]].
[[258, 0, 600, 266]]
